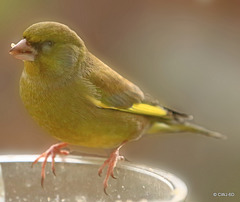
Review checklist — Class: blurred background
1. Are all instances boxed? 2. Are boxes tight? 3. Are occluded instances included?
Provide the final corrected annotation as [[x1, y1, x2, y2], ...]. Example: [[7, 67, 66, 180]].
[[1, 0, 239, 201]]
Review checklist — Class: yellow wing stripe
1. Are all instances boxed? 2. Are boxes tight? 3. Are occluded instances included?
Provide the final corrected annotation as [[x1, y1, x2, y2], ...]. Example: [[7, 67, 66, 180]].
[[88, 96, 168, 117]]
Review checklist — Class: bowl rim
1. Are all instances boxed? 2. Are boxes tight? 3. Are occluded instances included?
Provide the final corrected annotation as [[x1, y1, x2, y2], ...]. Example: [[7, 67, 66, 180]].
[[0, 154, 187, 202]]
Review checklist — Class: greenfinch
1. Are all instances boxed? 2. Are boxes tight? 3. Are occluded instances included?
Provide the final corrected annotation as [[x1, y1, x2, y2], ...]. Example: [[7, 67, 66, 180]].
[[9, 22, 225, 193]]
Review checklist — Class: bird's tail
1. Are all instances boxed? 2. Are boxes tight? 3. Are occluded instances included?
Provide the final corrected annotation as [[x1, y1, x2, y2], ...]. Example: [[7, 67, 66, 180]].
[[147, 121, 226, 139]]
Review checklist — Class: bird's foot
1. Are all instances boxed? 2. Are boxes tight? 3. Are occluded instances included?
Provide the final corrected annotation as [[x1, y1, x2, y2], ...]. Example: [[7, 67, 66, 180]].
[[98, 142, 126, 195], [32, 142, 69, 187]]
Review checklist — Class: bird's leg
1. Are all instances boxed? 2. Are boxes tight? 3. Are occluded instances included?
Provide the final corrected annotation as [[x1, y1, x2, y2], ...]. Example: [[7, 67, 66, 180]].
[[98, 141, 127, 195], [32, 142, 69, 187]]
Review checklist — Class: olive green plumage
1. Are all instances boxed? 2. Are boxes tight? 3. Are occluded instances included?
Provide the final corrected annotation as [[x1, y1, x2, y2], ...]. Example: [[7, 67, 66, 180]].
[[14, 22, 225, 149]]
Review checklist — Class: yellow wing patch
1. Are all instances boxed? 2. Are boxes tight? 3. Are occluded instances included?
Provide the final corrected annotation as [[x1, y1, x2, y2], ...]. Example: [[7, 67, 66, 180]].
[[126, 103, 167, 117], [88, 96, 168, 117]]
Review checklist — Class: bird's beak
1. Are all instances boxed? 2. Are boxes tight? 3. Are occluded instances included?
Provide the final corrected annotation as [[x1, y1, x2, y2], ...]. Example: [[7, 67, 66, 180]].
[[9, 39, 37, 61]]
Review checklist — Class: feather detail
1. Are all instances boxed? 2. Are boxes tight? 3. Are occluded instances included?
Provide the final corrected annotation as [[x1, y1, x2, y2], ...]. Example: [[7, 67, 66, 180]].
[[87, 95, 168, 117]]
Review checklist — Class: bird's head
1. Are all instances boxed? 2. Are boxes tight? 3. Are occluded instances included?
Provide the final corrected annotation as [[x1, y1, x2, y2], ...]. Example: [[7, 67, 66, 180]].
[[9, 22, 86, 77]]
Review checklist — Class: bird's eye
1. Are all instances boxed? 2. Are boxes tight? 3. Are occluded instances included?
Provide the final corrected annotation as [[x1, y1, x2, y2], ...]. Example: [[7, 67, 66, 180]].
[[47, 41, 53, 46], [41, 40, 54, 53], [42, 40, 53, 47]]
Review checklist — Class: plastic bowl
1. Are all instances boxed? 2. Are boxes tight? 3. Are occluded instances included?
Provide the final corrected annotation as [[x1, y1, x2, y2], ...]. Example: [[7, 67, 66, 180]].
[[0, 155, 187, 202]]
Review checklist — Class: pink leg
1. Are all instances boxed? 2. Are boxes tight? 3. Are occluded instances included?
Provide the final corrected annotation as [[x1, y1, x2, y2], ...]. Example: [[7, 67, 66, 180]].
[[98, 141, 126, 195], [32, 142, 69, 187]]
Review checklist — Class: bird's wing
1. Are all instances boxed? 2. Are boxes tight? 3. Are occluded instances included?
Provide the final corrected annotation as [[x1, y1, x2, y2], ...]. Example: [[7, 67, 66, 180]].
[[83, 53, 177, 118], [84, 53, 145, 108], [87, 95, 169, 117]]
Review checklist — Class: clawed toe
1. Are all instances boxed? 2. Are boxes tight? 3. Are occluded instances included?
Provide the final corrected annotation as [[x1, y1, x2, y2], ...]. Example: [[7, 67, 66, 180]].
[[32, 142, 69, 187], [98, 142, 126, 194]]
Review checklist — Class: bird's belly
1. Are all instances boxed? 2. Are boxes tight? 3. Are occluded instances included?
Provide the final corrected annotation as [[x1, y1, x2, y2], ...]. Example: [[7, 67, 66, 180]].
[[64, 109, 150, 148], [20, 84, 150, 148], [31, 105, 149, 148]]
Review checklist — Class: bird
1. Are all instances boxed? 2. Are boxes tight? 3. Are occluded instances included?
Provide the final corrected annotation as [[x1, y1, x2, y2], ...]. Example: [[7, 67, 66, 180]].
[[9, 21, 225, 194]]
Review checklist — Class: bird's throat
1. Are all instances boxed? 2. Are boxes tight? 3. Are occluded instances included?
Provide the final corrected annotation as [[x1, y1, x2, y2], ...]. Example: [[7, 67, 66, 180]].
[[23, 61, 41, 77]]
